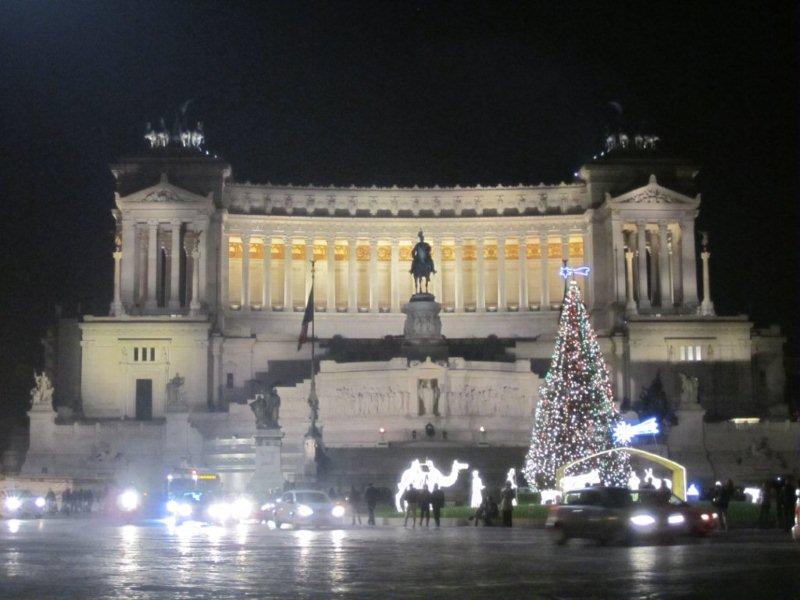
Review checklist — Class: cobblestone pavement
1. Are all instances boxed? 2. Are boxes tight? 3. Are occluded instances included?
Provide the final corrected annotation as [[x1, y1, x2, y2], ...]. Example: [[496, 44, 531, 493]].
[[0, 519, 798, 599]]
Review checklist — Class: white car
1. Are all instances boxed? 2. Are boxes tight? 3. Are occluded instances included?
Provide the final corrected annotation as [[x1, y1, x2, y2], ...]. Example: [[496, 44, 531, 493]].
[[270, 490, 346, 528]]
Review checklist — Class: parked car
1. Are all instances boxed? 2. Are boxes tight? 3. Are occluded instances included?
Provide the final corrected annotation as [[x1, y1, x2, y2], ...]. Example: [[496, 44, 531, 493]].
[[546, 487, 717, 545], [2, 490, 46, 519], [266, 490, 346, 528]]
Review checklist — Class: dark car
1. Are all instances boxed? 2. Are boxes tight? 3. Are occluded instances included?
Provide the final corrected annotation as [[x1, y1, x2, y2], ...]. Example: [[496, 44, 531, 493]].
[[2, 490, 46, 519], [546, 487, 714, 545]]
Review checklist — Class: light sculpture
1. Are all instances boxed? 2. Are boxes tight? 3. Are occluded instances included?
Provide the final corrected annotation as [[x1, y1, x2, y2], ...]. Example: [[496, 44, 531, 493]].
[[506, 468, 518, 506], [394, 458, 469, 512], [470, 470, 485, 509], [613, 417, 660, 445]]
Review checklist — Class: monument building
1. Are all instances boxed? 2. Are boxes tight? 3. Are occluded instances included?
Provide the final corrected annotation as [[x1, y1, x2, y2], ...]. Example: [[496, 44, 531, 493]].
[[23, 125, 788, 492]]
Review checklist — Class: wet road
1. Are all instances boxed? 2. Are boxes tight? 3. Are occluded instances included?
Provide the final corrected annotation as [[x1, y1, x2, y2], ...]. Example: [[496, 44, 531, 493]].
[[0, 519, 798, 599]]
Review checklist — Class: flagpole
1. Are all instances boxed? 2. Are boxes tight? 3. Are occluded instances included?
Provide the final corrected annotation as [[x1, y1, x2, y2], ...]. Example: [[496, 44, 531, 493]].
[[307, 259, 319, 437], [310, 259, 316, 385]]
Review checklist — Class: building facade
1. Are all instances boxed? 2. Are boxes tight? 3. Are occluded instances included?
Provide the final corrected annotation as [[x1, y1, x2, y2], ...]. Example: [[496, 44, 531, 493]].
[[24, 136, 787, 491]]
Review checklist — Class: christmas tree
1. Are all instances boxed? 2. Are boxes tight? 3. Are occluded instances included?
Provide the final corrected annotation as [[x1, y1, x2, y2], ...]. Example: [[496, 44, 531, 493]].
[[524, 274, 629, 489]]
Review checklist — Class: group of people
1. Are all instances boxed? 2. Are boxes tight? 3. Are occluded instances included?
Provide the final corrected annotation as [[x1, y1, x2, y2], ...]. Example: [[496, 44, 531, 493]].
[[400, 483, 446, 528], [470, 481, 517, 527], [50, 488, 95, 514], [757, 476, 798, 531], [330, 484, 381, 526]]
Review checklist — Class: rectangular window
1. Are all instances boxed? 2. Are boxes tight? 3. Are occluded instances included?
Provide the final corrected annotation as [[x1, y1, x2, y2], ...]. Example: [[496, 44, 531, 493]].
[[679, 346, 686, 361], [133, 347, 139, 362], [150, 347, 156, 362], [226, 373, 234, 389], [695, 345, 702, 361], [141, 347, 148, 362]]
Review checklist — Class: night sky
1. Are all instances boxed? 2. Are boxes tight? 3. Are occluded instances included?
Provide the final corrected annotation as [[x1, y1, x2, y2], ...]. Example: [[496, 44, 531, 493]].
[[0, 2, 796, 437]]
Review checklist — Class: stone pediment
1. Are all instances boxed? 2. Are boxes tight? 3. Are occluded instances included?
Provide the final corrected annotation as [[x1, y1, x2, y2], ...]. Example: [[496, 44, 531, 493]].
[[115, 173, 213, 209], [605, 174, 700, 209]]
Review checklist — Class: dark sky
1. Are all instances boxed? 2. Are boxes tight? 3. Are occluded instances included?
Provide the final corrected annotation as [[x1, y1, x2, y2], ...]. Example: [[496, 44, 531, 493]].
[[0, 2, 797, 430]]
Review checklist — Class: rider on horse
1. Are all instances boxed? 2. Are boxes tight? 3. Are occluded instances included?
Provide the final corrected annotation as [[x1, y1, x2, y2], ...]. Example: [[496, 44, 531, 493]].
[[410, 230, 436, 294]]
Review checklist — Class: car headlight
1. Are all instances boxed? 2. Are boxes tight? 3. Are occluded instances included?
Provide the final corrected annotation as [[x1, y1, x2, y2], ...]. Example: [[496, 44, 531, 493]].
[[166, 500, 179, 514], [208, 502, 231, 522], [118, 490, 140, 512], [260, 502, 275, 511], [35, 497, 46, 509], [331, 505, 346, 518], [700, 513, 710, 521], [296, 504, 314, 517], [629, 514, 656, 527], [668, 514, 685, 525], [712, 513, 719, 519], [177, 503, 193, 518], [232, 498, 253, 521], [5, 497, 22, 512]]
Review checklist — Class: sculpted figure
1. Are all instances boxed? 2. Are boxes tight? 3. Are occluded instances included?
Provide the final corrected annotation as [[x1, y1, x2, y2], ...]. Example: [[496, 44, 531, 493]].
[[30, 371, 54, 407], [410, 230, 436, 295], [264, 387, 281, 429], [166, 374, 186, 409], [250, 393, 269, 429]]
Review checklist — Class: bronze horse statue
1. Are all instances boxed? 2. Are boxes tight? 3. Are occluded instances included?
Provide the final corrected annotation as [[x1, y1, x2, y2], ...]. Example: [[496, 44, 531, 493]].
[[410, 231, 436, 294]]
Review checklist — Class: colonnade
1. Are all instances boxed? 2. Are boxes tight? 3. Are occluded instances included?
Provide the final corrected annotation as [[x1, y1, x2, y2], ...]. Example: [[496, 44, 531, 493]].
[[222, 231, 588, 314]]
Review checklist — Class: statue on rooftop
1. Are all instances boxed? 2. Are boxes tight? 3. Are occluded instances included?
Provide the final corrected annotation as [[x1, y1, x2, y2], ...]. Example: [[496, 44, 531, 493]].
[[410, 230, 436, 295], [30, 371, 54, 409]]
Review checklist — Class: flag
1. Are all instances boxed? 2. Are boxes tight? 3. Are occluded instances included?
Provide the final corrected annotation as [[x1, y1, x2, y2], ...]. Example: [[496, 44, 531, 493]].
[[297, 286, 314, 350]]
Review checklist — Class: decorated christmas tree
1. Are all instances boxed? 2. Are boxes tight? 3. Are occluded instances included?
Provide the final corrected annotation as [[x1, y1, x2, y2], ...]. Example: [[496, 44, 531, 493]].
[[524, 272, 629, 489]]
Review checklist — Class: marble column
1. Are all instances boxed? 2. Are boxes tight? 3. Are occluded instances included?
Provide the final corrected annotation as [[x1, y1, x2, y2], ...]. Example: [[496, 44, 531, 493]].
[[145, 221, 158, 309], [326, 236, 336, 312], [432, 238, 443, 300], [539, 232, 549, 308], [475, 238, 485, 311], [496, 235, 506, 311], [636, 221, 651, 309], [624, 249, 637, 314], [120, 220, 135, 306], [680, 217, 699, 307], [168, 220, 181, 310], [518, 235, 528, 311], [262, 236, 272, 311], [390, 238, 400, 312], [348, 237, 358, 313], [110, 250, 124, 316], [220, 232, 229, 309], [196, 218, 208, 307], [190, 244, 201, 315], [611, 219, 626, 304], [241, 234, 251, 310], [283, 236, 293, 311], [700, 248, 715, 316], [658, 222, 671, 308], [454, 238, 464, 312], [369, 238, 379, 312]]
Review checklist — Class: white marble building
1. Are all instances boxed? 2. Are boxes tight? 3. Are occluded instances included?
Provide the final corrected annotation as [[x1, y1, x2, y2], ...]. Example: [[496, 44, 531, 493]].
[[24, 133, 787, 491]]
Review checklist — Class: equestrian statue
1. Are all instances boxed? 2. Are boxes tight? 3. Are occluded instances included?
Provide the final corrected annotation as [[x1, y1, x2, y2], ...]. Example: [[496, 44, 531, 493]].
[[410, 230, 436, 295]]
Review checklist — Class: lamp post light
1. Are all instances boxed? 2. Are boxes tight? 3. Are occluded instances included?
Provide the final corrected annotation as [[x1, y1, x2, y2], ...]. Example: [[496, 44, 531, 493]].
[[478, 425, 488, 446], [378, 427, 387, 446]]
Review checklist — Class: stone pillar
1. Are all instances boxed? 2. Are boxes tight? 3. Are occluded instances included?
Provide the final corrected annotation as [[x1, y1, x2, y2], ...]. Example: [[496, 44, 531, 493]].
[[611, 219, 626, 304], [681, 217, 700, 308], [120, 220, 135, 306], [518, 235, 528, 311], [283, 236, 293, 311], [241, 234, 251, 311], [348, 236, 358, 312], [432, 237, 443, 300], [475, 237, 485, 311], [454, 238, 464, 312], [636, 221, 651, 309], [390, 238, 400, 311], [539, 232, 549, 308], [624, 249, 637, 314], [145, 221, 158, 309], [168, 220, 181, 310], [700, 247, 715, 316], [262, 236, 272, 311], [496, 235, 506, 311], [658, 222, 671, 308], [190, 243, 201, 315], [369, 238, 379, 312], [326, 236, 336, 312], [110, 250, 124, 316], [197, 219, 208, 307], [220, 231, 229, 309]]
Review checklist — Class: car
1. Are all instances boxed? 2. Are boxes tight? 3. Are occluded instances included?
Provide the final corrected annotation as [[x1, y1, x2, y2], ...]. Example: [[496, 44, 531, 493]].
[[546, 487, 717, 545], [268, 490, 346, 528], [2, 490, 47, 519]]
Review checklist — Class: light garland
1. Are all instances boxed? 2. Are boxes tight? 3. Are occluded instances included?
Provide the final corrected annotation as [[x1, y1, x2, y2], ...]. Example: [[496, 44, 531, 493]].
[[524, 278, 630, 488]]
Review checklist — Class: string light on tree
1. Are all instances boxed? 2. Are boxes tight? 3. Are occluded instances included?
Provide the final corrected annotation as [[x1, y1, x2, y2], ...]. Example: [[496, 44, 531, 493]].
[[524, 265, 629, 488]]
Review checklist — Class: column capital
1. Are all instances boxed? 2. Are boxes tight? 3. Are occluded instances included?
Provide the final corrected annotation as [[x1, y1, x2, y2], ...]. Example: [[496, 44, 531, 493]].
[[112, 250, 122, 261]]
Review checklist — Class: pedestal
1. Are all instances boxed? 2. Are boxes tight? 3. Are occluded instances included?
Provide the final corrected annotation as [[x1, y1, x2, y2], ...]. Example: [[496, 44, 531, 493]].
[[248, 429, 285, 495], [401, 294, 447, 361]]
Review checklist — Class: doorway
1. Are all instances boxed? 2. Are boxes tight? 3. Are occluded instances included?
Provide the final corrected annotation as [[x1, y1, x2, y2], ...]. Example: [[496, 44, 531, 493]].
[[135, 379, 153, 420]]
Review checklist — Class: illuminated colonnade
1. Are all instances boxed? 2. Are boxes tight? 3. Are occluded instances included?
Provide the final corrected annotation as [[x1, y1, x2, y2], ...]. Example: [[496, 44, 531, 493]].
[[222, 230, 587, 313]]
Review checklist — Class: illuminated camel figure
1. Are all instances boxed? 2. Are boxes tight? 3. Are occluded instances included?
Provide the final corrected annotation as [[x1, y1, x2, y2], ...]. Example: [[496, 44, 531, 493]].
[[642, 468, 672, 491], [394, 459, 470, 512], [506, 468, 519, 506]]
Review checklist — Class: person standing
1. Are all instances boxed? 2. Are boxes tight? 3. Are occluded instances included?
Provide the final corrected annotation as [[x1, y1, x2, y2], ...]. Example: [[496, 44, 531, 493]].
[[349, 485, 362, 526], [712, 481, 731, 532], [500, 481, 516, 527], [402, 485, 418, 528], [364, 483, 378, 526], [431, 484, 445, 528], [418, 486, 431, 528]]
